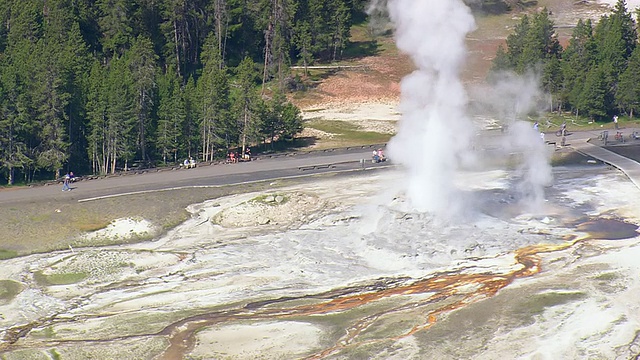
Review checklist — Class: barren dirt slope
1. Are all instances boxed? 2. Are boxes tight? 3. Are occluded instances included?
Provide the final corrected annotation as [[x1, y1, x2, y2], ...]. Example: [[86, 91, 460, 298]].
[[294, 0, 615, 132]]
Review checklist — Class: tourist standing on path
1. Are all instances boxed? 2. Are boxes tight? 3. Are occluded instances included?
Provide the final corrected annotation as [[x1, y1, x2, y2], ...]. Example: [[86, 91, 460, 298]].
[[614, 115, 619, 130], [62, 172, 70, 191]]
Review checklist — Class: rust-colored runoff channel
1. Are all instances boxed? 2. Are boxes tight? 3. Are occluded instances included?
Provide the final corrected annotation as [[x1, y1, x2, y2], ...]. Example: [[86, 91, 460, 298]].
[[157, 218, 638, 359], [3, 219, 630, 358]]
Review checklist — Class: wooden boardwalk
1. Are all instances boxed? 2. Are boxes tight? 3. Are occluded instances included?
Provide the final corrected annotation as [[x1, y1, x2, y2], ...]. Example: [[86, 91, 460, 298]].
[[570, 133, 640, 190]]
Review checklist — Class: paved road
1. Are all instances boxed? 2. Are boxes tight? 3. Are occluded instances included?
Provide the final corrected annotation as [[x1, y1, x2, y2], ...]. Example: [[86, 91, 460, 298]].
[[3, 126, 640, 205], [0, 146, 387, 204]]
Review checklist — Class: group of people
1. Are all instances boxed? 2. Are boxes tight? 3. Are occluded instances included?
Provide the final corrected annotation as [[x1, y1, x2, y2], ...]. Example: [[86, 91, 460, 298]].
[[533, 121, 546, 142], [182, 157, 197, 169], [534, 120, 568, 144], [372, 148, 386, 163], [227, 148, 251, 163]]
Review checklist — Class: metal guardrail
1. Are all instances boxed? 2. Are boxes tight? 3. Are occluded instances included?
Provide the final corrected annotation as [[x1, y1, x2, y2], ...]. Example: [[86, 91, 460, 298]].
[[298, 164, 336, 171]]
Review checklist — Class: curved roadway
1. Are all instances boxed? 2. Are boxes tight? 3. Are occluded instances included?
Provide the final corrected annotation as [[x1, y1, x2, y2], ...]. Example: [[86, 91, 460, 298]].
[[0, 147, 387, 205], [3, 126, 640, 205]]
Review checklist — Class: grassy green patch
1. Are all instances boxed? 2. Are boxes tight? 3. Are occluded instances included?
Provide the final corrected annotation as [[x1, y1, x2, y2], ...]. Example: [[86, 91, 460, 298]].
[[0, 280, 24, 301], [160, 210, 190, 230], [538, 112, 640, 132], [72, 219, 111, 232], [306, 119, 392, 145], [34, 271, 87, 286], [0, 249, 18, 260]]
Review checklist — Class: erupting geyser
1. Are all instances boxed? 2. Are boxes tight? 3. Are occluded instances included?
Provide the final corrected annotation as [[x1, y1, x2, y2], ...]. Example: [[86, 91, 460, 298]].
[[384, 0, 552, 216], [385, 0, 477, 217]]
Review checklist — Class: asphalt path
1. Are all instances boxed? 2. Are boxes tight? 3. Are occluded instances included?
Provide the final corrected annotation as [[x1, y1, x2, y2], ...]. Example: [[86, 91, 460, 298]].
[[3, 126, 639, 205], [0, 147, 388, 205]]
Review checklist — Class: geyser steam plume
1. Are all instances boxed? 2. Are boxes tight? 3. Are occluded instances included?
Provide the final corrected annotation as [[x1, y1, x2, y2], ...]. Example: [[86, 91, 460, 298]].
[[385, 0, 477, 216]]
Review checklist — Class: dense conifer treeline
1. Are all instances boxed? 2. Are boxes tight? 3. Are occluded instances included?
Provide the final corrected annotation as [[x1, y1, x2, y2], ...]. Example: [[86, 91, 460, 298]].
[[0, 0, 366, 184], [492, 0, 640, 123]]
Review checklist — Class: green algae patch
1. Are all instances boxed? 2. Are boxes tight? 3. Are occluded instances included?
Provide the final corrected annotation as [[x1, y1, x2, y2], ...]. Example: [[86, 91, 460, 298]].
[[516, 291, 587, 322], [0, 349, 53, 360], [0, 279, 24, 302], [34, 271, 87, 286], [0, 248, 18, 259], [49, 309, 194, 341], [594, 272, 619, 281], [31, 326, 56, 339], [2, 337, 167, 360], [49, 349, 61, 360], [249, 193, 290, 206]]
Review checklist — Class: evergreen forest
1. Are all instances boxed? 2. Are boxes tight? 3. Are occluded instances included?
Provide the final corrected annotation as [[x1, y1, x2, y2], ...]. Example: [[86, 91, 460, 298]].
[[492, 0, 640, 125], [0, 0, 367, 185]]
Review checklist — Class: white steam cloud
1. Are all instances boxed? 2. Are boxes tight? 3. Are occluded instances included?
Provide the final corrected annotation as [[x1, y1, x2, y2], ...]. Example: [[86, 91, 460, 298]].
[[471, 71, 553, 211], [381, 0, 552, 217], [366, 0, 390, 36], [385, 0, 477, 217]]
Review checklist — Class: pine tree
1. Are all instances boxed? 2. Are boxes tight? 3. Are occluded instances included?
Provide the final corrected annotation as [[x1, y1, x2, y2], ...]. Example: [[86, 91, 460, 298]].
[[328, 0, 351, 61], [105, 55, 136, 173], [233, 56, 260, 155], [160, 0, 208, 79], [183, 75, 200, 158], [616, 45, 640, 118], [225, 0, 263, 66], [260, 0, 297, 91], [211, 0, 229, 62], [0, 58, 31, 184], [562, 19, 596, 112], [127, 36, 158, 163], [612, 0, 636, 59], [517, 9, 561, 73], [506, 14, 530, 70], [259, 90, 302, 146], [86, 60, 109, 174], [97, 0, 133, 56], [293, 20, 313, 74], [578, 67, 608, 120], [156, 66, 186, 164], [489, 44, 510, 76], [198, 37, 231, 161], [44, 1, 91, 173], [32, 42, 69, 179], [0, 0, 11, 53]]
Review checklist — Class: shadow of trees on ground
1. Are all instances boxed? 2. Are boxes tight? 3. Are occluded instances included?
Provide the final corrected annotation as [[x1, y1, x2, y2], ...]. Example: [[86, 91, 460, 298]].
[[467, 0, 539, 15], [254, 137, 318, 156], [342, 40, 381, 60]]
